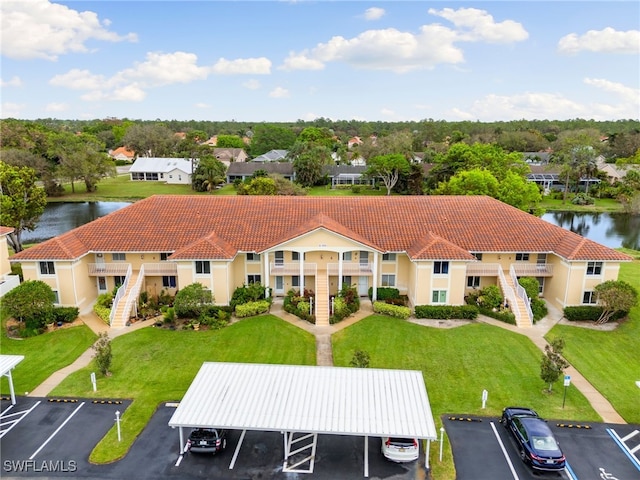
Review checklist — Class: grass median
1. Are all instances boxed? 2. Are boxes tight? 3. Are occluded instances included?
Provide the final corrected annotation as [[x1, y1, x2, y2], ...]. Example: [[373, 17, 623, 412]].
[[50, 315, 316, 463]]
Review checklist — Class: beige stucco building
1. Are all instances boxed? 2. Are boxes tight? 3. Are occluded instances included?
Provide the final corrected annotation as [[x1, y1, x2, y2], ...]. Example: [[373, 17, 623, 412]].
[[9, 196, 631, 328]]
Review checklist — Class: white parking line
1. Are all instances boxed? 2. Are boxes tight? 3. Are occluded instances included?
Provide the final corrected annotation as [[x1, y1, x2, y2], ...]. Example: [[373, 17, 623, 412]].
[[606, 428, 640, 471], [29, 402, 85, 460], [490, 421, 520, 480], [229, 429, 246, 470], [0, 401, 41, 439]]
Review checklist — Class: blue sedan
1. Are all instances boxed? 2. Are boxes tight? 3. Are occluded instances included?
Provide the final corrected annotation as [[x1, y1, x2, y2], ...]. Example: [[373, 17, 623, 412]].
[[501, 407, 566, 471]]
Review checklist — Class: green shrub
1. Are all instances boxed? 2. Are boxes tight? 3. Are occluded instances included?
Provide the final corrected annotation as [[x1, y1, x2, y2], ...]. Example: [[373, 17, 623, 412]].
[[174, 283, 213, 318], [372, 301, 411, 319], [563, 306, 627, 322], [479, 306, 516, 325], [96, 292, 114, 308], [93, 304, 111, 323], [235, 300, 270, 318], [163, 307, 176, 324], [572, 192, 595, 205], [297, 301, 310, 315], [476, 285, 503, 309], [230, 282, 271, 309], [368, 287, 400, 302], [330, 285, 360, 324], [414, 305, 478, 320], [52, 307, 79, 323]]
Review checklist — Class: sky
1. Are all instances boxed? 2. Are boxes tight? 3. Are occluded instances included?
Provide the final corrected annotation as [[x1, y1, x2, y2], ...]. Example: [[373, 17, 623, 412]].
[[1, 0, 639, 123]]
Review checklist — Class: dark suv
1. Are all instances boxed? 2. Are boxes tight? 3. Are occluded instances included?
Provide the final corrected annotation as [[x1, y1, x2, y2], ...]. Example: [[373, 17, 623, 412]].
[[187, 428, 227, 454]]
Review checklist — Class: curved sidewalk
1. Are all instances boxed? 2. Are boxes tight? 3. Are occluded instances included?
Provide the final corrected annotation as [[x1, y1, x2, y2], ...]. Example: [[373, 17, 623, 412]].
[[27, 313, 157, 397]]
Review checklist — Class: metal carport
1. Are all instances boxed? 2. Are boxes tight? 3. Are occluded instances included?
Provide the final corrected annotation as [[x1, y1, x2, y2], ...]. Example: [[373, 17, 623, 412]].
[[168, 362, 437, 477], [0, 355, 24, 405]]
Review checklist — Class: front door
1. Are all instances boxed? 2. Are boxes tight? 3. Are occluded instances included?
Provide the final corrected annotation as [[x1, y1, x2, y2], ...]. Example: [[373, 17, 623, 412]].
[[275, 276, 284, 295], [97, 276, 107, 293], [357, 276, 368, 296]]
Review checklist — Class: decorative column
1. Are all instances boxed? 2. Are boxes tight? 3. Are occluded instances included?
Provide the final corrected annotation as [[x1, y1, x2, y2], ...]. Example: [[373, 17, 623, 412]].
[[338, 253, 343, 290], [263, 253, 270, 297], [299, 251, 304, 293], [372, 252, 378, 301]]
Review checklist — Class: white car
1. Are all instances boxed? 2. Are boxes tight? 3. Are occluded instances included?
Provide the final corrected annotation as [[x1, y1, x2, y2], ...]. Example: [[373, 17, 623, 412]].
[[381, 437, 419, 462]]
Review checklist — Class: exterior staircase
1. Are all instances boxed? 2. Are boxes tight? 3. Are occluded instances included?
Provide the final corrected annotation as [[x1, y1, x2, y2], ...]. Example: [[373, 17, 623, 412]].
[[498, 273, 532, 328], [111, 271, 140, 329], [315, 270, 329, 326]]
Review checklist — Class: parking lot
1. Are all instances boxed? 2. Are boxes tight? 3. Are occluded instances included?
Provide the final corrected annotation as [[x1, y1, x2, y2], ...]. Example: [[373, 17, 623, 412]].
[[443, 414, 640, 480], [3, 396, 640, 479]]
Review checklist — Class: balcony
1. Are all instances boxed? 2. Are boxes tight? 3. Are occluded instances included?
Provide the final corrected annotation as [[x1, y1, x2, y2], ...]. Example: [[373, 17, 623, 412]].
[[270, 262, 317, 276], [142, 263, 178, 276], [511, 263, 554, 277], [88, 263, 131, 276], [327, 262, 373, 276], [466, 263, 501, 276]]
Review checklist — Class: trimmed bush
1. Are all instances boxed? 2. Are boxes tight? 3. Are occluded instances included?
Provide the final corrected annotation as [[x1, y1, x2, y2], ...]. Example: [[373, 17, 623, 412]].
[[368, 287, 400, 302], [563, 306, 627, 322], [235, 300, 270, 318], [414, 305, 478, 320], [479, 307, 516, 325], [93, 304, 111, 323], [52, 307, 79, 323], [372, 301, 411, 319], [174, 283, 213, 318]]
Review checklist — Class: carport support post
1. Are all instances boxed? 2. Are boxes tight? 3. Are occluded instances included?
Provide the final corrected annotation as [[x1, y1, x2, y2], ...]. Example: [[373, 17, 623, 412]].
[[364, 435, 369, 478], [439, 427, 444, 462], [7, 370, 16, 405], [425, 439, 430, 469], [179, 427, 185, 454]]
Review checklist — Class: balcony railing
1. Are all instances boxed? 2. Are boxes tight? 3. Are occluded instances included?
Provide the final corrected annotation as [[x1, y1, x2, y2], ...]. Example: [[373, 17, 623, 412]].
[[142, 263, 178, 275], [511, 263, 553, 277], [88, 263, 131, 276], [0, 275, 20, 297], [327, 262, 373, 276], [466, 263, 501, 276], [270, 262, 317, 276]]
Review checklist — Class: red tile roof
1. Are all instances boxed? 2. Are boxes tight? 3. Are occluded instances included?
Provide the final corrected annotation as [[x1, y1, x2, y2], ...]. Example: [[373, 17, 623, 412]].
[[0, 226, 14, 236], [11, 196, 631, 263]]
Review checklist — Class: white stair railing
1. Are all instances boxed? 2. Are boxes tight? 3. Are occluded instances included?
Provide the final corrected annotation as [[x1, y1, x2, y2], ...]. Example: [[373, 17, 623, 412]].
[[510, 266, 533, 326], [109, 264, 132, 326]]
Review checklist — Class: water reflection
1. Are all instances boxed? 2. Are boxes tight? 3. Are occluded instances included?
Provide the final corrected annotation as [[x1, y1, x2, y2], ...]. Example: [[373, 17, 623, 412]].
[[22, 202, 131, 244], [542, 212, 639, 250]]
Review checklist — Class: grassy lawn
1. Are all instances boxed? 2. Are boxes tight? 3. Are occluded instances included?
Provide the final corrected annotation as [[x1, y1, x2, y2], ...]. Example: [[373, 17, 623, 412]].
[[332, 317, 598, 480], [0, 321, 96, 394], [540, 196, 623, 212], [51, 315, 316, 462], [546, 252, 640, 424]]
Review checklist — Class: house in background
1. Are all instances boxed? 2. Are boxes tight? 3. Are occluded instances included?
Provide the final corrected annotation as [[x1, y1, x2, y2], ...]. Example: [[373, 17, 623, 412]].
[[108, 146, 136, 162], [10, 196, 630, 329], [226, 162, 295, 183], [129, 158, 193, 184], [251, 150, 288, 162], [0, 227, 20, 297], [213, 148, 248, 167]]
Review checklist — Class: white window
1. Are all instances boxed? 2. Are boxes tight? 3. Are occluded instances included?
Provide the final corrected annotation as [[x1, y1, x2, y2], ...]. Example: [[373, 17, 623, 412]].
[[381, 274, 396, 287], [382, 253, 396, 261], [583, 291, 597, 304], [343, 252, 352, 261], [162, 276, 177, 288], [467, 276, 480, 288], [52, 290, 60, 304], [275, 251, 284, 265], [195, 261, 210, 274], [160, 252, 171, 261], [586, 262, 603, 275], [39, 261, 55, 275], [434, 261, 449, 275], [247, 274, 261, 284], [292, 275, 300, 287], [114, 276, 126, 287], [246, 253, 259, 262], [515, 253, 530, 261], [432, 290, 447, 304], [292, 251, 300, 261], [112, 253, 126, 261], [471, 252, 483, 261]]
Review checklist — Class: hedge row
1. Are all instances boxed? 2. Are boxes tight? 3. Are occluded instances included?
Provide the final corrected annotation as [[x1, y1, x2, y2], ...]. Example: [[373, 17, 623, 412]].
[[414, 305, 478, 320], [368, 287, 400, 302], [373, 301, 411, 319], [563, 306, 627, 322], [235, 300, 270, 318], [479, 307, 516, 325]]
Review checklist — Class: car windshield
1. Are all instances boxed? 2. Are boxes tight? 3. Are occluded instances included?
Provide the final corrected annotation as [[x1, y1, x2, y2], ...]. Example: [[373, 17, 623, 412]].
[[531, 435, 558, 451], [389, 438, 415, 447]]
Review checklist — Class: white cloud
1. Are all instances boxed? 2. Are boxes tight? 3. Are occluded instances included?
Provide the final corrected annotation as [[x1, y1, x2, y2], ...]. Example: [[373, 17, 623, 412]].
[[558, 27, 640, 54], [45, 102, 68, 112], [380, 108, 396, 117], [50, 51, 251, 102], [1, 76, 22, 87], [281, 7, 526, 73], [195, 102, 211, 109], [269, 87, 290, 98], [1, 102, 25, 118], [0, 0, 137, 61], [242, 79, 262, 90], [363, 7, 385, 21], [583, 78, 640, 111], [211, 57, 271, 75], [452, 86, 640, 121], [427, 7, 528, 43]]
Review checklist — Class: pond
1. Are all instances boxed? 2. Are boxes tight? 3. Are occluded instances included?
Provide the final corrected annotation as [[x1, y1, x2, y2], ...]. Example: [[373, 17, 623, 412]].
[[21, 202, 639, 251], [22, 202, 131, 244]]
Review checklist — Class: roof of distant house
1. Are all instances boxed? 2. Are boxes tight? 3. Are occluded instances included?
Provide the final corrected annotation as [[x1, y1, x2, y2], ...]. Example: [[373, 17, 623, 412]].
[[129, 157, 193, 174], [11, 196, 630, 264]]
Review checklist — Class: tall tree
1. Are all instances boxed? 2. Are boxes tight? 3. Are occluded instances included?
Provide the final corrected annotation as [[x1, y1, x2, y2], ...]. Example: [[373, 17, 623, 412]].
[[594, 280, 638, 324], [123, 123, 178, 158], [551, 130, 601, 203], [194, 156, 226, 192], [364, 154, 411, 196], [0, 162, 47, 252], [216, 134, 245, 148], [248, 124, 296, 157]]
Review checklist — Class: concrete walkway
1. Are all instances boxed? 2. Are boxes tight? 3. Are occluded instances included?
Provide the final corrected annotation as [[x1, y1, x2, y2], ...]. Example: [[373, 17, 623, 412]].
[[28, 313, 157, 397], [28, 300, 626, 424]]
